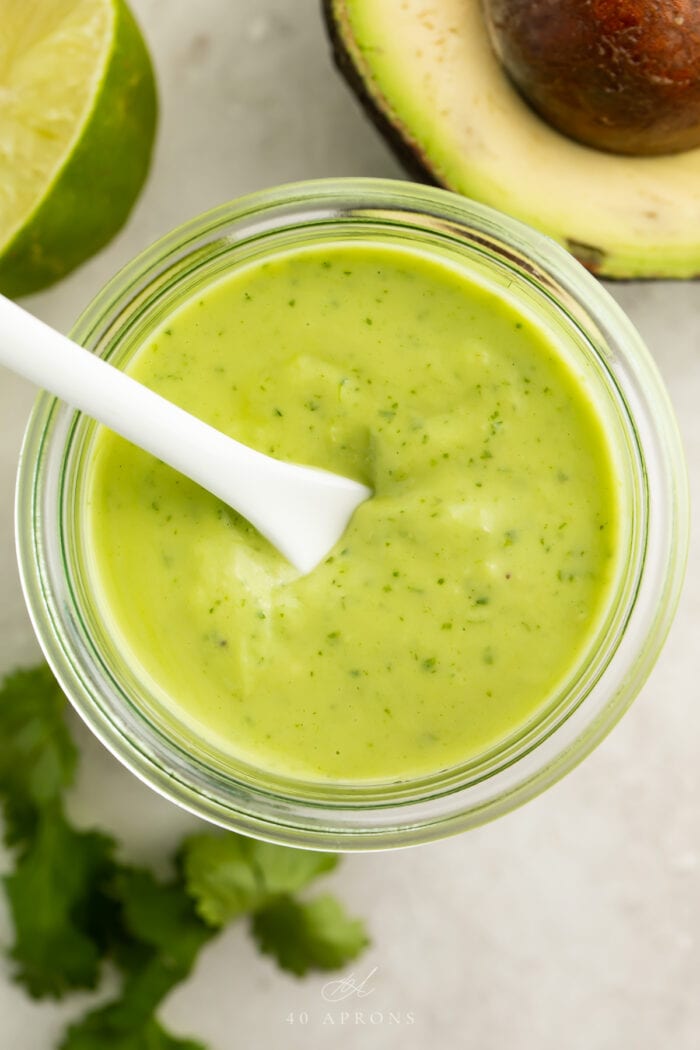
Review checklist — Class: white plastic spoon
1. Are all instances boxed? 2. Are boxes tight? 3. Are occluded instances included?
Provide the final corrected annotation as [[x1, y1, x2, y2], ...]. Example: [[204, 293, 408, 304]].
[[0, 295, 371, 574]]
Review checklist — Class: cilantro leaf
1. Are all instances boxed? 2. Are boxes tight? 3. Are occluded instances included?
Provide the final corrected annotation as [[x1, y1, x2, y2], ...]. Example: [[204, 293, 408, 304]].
[[60, 1008, 208, 1050], [0, 665, 76, 846], [60, 950, 210, 1049], [250, 894, 370, 976], [179, 835, 260, 925], [252, 840, 338, 898], [181, 833, 337, 927], [60, 868, 215, 1050], [110, 867, 214, 977], [0, 664, 370, 1048], [3, 805, 115, 997]]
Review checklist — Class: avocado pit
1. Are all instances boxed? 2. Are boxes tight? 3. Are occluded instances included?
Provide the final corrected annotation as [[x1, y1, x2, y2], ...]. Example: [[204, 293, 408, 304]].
[[482, 0, 700, 156]]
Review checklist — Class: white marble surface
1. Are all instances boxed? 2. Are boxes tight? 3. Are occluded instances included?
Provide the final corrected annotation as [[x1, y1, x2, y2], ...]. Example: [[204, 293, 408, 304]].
[[2, 2, 700, 1047]]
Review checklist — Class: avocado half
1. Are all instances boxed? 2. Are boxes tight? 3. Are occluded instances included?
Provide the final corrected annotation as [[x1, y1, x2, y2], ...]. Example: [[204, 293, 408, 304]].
[[324, 0, 700, 279]]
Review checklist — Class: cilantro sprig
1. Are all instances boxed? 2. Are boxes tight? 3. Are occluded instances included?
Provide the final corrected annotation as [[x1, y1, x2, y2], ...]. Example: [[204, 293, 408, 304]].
[[0, 665, 369, 1049]]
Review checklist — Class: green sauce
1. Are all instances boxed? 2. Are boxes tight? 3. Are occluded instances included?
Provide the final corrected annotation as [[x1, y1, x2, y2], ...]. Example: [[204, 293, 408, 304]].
[[85, 242, 620, 782]]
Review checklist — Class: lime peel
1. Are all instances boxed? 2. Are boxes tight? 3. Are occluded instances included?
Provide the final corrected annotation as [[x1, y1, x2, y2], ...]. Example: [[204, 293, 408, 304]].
[[0, 0, 157, 298]]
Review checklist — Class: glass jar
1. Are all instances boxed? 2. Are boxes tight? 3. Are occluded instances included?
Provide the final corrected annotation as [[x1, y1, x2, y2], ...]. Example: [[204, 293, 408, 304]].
[[15, 178, 688, 850]]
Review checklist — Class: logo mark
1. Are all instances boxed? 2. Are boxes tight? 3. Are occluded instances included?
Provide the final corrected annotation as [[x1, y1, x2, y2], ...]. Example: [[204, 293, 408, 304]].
[[321, 966, 379, 1003]]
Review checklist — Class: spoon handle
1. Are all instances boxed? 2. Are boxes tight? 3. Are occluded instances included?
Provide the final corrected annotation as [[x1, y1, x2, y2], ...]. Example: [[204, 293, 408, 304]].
[[0, 294, 262, 497], [0, 295, 369, 572], [0, 291, 310, 506]]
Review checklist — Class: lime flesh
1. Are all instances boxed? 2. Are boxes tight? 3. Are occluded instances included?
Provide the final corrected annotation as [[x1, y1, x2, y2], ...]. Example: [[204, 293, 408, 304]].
[[0, 0, 156, 297]]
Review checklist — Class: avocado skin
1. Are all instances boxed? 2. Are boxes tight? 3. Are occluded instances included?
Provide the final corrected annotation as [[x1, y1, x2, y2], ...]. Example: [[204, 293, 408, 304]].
[[321, 0, 442, 189]]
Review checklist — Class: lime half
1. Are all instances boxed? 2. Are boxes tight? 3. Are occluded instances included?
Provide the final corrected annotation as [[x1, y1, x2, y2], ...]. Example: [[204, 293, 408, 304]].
[[0, 0, 157, 298]]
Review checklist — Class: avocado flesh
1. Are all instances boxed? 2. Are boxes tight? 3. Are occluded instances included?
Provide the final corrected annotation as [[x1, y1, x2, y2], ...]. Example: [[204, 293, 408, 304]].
[[325, 0, 700, 279]]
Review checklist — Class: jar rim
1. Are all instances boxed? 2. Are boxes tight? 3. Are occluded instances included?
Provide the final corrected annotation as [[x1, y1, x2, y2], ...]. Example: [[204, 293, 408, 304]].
[[15, 178, 689, 850]]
